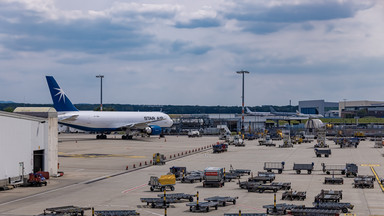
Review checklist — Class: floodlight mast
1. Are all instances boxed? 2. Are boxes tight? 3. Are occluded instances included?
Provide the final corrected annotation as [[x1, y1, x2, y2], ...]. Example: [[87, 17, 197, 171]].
[[96, 75, 104, 111], [236, 70, 250, 134]]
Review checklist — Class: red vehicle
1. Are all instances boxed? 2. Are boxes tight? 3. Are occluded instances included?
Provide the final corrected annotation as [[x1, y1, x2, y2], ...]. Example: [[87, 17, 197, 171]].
[[27, 173, 47, 187]]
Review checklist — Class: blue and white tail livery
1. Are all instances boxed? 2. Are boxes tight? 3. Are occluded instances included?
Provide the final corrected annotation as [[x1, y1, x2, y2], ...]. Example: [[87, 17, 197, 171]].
[[46, 76, 78, 112], [46, 76, 173, 139]]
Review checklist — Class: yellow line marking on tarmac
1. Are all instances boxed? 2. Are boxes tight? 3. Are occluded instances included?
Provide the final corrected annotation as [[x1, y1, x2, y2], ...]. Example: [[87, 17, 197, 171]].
[[370, 166, 384, 192], [361, 164, 380, 167]]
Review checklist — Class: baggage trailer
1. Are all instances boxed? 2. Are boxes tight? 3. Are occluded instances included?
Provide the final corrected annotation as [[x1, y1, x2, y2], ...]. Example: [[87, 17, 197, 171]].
[[281, 191, 306, 201], [157, 193, 196, 202], [324, 177, 344, 184], [314, 190, 342, 203], [225, 213, 267, 216], [264, 162, 285, 174], [238, 180, 261, 189], [180, 174, 203, 183], [263, 204, 304, 215], [314, 148, 331, 157], [93, 210, 140, 216], [247, 184, 280, 193], [225, 172, 241, 182], [148, 175, 175, 192], [290, 208, 340, 216], [186, 201, 219, 212], [169, 166, 186, 178], [339, 137, 359, 148], [354, 178, 374, 188], [258, 172, 276, 180], [247, 176, 274, 184], [321, 163, 358, 177], [203, 167, 225, 187], [313, 202, 354, 213], [140, 197, 176, 208], [229, 164, 251, 176], [204, 196, 238, 206], [293, 163, 314, 174], [43, 206, 92, 216], [270, 182, 291, 190]]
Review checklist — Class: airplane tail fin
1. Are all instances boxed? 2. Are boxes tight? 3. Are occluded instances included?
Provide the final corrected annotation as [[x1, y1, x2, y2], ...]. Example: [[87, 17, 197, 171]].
[[46, 76, 78, 112], [246, 107, 252, 113], [270, 107, 276, 112]]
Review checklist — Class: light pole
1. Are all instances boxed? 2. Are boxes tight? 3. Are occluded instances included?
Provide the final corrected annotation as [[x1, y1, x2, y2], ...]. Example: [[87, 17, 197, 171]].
[[236, 70, 250, 134], [96, 75, 104, 111]]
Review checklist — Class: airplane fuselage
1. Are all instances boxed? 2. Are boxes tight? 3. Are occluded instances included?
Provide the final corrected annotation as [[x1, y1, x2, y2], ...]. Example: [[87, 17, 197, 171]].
[[58, 111, 173, 132]]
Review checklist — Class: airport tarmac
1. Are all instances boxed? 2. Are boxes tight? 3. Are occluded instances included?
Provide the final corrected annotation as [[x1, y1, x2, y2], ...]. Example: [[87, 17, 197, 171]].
[[1, 134, 384, 215]]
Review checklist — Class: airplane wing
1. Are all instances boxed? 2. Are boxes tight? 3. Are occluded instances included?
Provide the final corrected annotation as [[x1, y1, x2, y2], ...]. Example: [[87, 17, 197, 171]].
[[58, 114, 79, 122], [120, 119, 164, 130]]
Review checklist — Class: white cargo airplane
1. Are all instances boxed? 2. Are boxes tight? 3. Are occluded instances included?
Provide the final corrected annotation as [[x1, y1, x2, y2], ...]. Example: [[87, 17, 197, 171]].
[[245, 107, 273, 116], [46, 76, 173, 139], [295, 111, 324, 118]]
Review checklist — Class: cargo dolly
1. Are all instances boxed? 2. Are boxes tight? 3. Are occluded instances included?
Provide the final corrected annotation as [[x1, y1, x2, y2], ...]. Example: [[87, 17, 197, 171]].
[[229, 164, 251, 176], [264, 162, 285, 174], [157, 193, 196, 202], [258, 172, 275, 180], [93, 210, 140, 216], [140, 197, 176, 208], [353, 175, 375, 188], [204, 196, 238, 206], [313, 202, 354, 213], [314, 148, 331, 157], [238, 180, 261, 189], [314, 190, 342, 203], [43, 206, 92, 216], [262, 203, 304, 215], [180, 172, 203, 183], [247, 184, 280, 193], [186, 201, 219, 212], [321, 163, 358, 176], [225, 213, 267, 216], [281, 191, 306, 201], [246, 176, 274, 184], [324, 177, 344, 184], [148, 176, 175, 192], [290, 208, 340, 216], [270, 182, 291, 190], [293, 163, 314, 174]]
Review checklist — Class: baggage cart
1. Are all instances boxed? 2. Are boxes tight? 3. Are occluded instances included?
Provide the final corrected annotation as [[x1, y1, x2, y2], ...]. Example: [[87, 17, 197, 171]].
[[204, 196, 238, 206], [258, 172, 275, 180], [169, 166, 186, 178], [263, 204, 304, 215], [238, 180, 261, 189], [293, 163, 314, 174], [43, 206, 92, 216], [324, 177, 344, 184], [140, 197, 176, 208], [281, 191, 306, 201], [290, 208, 340, 216], [270, 182, 291, 190], [314, 190, 342, 203], [180, 173, 203, 183], [94, 210, 139, 216], [353, 176, 374, 188], [321, 163, 346, 175], [186, 201, 219, 212], [314, 148, 331, 157], [157, 193, 196, 202], [345, 163, 358, 177], [230, 164, 251, 175], [225, 172, 240, 182], [247, 176, 274, 183], [313, 202, 354, 213], [264, 162, 285, 174], [225, 213, 267, 216], [148, 175, 175, 192], [247, 184, 280, 193]]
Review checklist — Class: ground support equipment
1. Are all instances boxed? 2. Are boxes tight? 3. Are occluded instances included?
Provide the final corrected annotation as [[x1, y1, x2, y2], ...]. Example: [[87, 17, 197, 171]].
[[270, 182, 291, 190], [212, 143, 228, 153], [315, 148, 331, 157], [43, 206, 91, 216], [262, 204, 304, 215], [152, 153, 166, 165], [289, 208, 340, 216], [204, 196, 238, 206], [314, 190, 342, 203], [225, 213, 267, 216], [293, 163, 314, 174], [93, 210, 140, 216], [281, 191, 306, 201], [225, 172, 240, 182], [180, 172, 203, 183], [238, 180, 261, 189], [229, 164, 251, 176], [157, 193, 196, 202], [247, 185, 280, 193], [247, 176, 275, 184], [264, 162, 285, 174], [313, 202, 354, 213], [324, 177, 344, 184], [186, 201, 219, 212], [148, 176, 175, 192], [257, 172, 275, 180], [140, 198, 176, 208]]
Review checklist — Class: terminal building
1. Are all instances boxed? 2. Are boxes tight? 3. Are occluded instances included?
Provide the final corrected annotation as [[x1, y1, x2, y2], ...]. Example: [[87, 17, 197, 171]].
[[298, 100, 339, 117], [339, 100, 384, 118], [0, 108, 58, 188]]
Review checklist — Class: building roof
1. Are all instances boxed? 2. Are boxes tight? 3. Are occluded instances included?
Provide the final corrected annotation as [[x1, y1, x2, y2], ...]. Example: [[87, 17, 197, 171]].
[[0, 110, 47, 122]]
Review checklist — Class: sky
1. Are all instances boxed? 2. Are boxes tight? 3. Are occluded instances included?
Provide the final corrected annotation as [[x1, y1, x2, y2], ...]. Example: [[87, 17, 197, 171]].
[[0, 0, 383, 106]]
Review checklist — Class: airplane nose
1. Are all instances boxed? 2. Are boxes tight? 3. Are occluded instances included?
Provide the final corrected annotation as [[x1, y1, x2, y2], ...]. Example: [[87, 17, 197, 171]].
[[169, 118, 174, 126]]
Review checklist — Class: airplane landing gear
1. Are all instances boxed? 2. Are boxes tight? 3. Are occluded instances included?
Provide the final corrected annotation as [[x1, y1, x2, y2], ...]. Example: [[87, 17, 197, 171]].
[[122, 135, 133, 140], [96, 134, 107, 139]]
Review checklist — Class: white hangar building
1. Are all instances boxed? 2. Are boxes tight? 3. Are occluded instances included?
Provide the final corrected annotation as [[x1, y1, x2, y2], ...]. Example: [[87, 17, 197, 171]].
[[0, 108, 58, 188]]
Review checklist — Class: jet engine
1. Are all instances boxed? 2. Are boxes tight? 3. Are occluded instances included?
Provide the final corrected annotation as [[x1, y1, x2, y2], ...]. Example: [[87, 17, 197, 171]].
[[144, 125, 162, 135]]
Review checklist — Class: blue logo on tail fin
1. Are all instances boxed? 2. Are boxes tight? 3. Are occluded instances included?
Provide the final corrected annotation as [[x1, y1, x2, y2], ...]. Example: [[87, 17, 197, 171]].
[[46, 76, 78, 112]]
